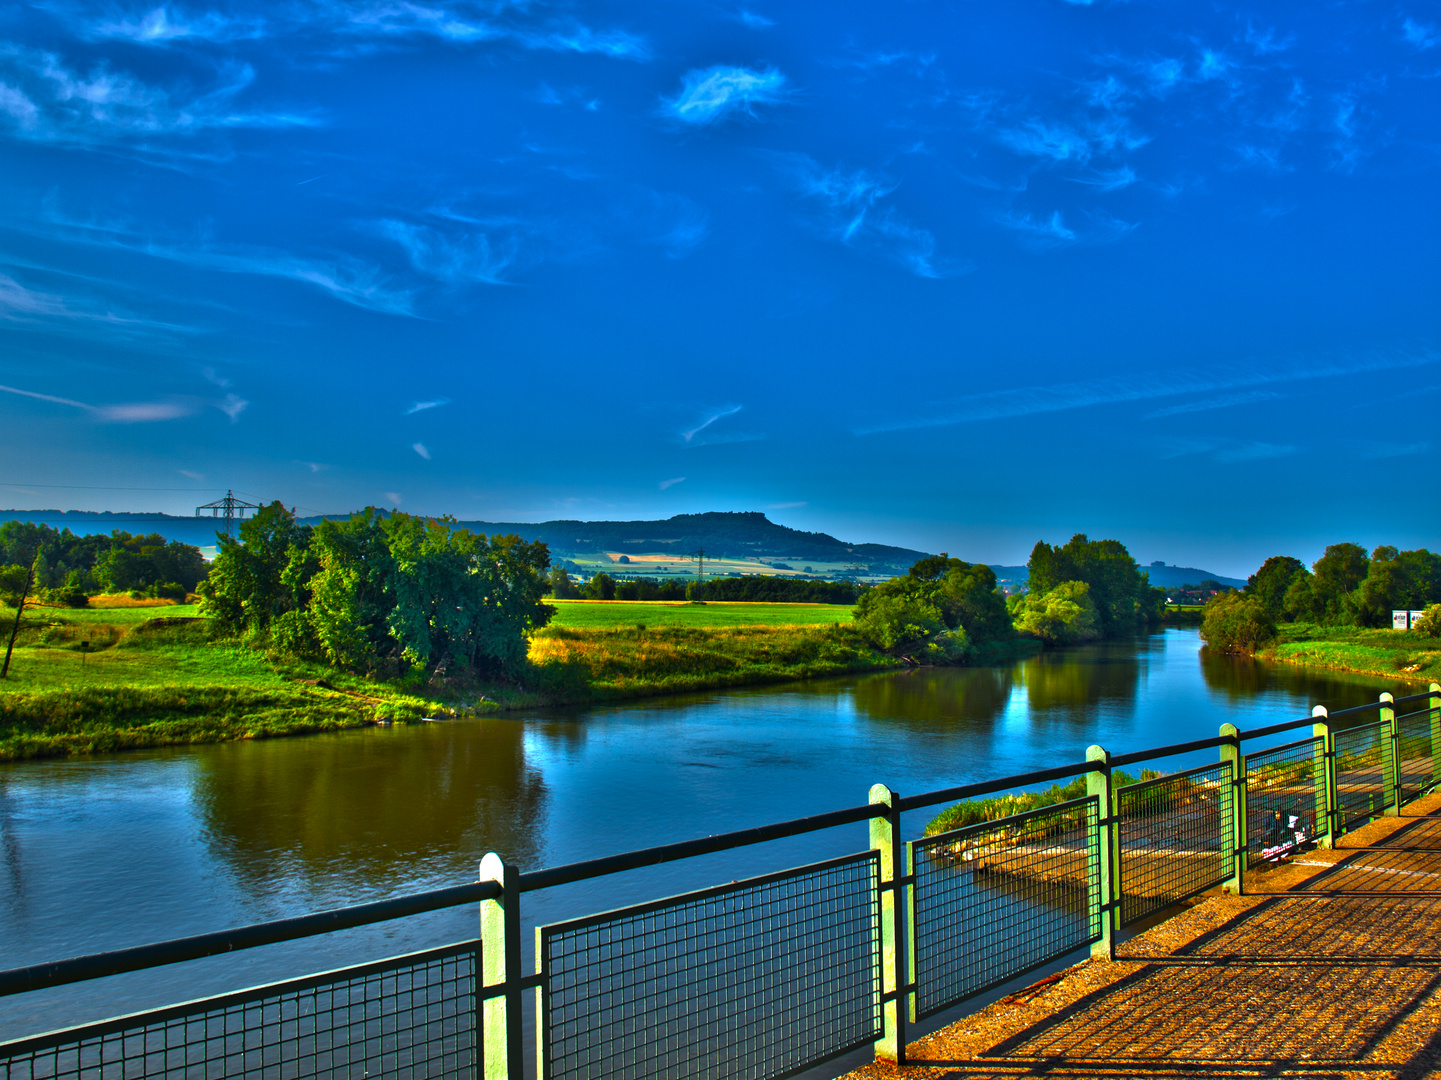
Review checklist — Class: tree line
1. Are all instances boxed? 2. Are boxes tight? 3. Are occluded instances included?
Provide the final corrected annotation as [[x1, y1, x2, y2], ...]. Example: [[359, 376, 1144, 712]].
[[0, 521, 208, 606], [1203, 543, 1441, 652], [200, 503, 552, 679], [852, 534, 1164, 658]]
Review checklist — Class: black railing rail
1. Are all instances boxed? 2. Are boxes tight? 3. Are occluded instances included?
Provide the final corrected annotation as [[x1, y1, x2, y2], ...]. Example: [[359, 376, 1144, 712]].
[[0, 880, 501, 998]]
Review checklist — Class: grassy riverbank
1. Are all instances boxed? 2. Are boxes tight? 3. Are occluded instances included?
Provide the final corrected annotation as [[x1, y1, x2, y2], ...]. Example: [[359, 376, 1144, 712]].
[[1264, 623, 1441, 685], [0, 599, 893, 760]]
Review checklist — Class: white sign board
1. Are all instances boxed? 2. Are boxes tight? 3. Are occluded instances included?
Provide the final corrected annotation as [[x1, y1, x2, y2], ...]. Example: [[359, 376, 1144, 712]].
[[1394, 610, 1411, 630], [1413, 610, 1426, 628]]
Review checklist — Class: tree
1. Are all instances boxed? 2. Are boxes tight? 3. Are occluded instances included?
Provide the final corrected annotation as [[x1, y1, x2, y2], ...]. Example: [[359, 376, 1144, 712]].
[[550, 567, 581, 599], [854, 554, 1011, 654], [1200, 592, 1277, 654], [1012, 581, 1100, 645], [1282, 570, 1316, 621], [1351, 547, 1441, 627], [2, 547, 42, 678], [1310, 542, 1369, 623], [1245, 556, 1305, 619], [1026, 534, 1153, 636], [585, 572, 615, 601], [199, 503, 313, 633]]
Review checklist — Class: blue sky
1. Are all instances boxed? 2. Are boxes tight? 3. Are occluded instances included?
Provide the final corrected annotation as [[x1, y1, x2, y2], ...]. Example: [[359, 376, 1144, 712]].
[[0, 0, 1436, 576]]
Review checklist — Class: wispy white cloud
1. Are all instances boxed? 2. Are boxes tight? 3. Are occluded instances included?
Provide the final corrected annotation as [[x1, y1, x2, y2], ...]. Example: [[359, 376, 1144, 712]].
[[784, 155, 970, 278], [1068, 166, 1137, 191], [659, 476, 686, 489], [738, 11, 774, 29], [0, 271, 194, 338], [385, 491, 403, 505], [855, 351, 1439, 435], [29, 209, 416, 315], [412, 442, 431, 459], [662, 65, 786, 125], [178, 469, 204, 480], [997, 209, 1076, 245], [1356, 440, 1432, 459], [1144, 390, 1282, 418], [376, 219, 514, 285], [682, 404, 742, 443], [405, 398, 450, 414], [1244, 23, 1295, 56], [765, 500, 806, 509], [74, 1, 649, 58], [0, 45, 316, 155], [88, 7, 267, 44], [0, 380, 212, 423], [1403, 17, 1440, 49], [1160, 438, 1298, 463]]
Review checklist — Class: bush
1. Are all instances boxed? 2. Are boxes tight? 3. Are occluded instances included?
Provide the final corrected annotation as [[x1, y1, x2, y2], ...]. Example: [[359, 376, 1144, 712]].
[[42, 585, 89, 608], [1413, 604, 1441, 638], [854, 594, 945, 650], [1012, 581, 1100, 644], [1200, 592, 1277, 654]]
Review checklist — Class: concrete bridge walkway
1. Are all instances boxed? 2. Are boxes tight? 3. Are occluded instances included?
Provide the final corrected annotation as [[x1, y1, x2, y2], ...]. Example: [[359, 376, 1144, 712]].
[[847, 792, 1441, 1080]]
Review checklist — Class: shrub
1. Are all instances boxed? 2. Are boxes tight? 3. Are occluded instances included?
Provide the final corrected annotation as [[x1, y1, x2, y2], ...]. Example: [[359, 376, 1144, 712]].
[[1200, 592, 1277, 654], [1012, 581, 1100, 644], [1413, 604, 1441, 638]]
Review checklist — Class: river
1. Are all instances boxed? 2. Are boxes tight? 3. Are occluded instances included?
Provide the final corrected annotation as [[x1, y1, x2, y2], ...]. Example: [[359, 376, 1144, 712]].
[[0, 629, 1422, 1046]]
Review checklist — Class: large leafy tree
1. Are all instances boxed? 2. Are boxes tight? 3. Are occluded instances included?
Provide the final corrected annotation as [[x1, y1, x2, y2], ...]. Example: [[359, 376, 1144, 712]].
[[855, 553, 1011, 652], [1309, 542, 1369, 624], [1350, 547, 1441, 627], [1027, 534, 1156, 636], [199, 502, 314, 633], [1245, 556, 1305, 619]]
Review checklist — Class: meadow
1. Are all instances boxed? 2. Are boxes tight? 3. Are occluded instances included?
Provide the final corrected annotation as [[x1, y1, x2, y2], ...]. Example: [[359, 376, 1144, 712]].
[[0, 597, 880, 760], [546, 599, 854, 630], [1267, 623, 1441, 684]]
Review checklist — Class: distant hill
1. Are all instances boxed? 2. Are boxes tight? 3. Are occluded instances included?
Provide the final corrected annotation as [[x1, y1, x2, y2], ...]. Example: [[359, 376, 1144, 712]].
[[0, 508, 931, 573], [1142, 562, 1247, 590], [456, 511, 928, 569]]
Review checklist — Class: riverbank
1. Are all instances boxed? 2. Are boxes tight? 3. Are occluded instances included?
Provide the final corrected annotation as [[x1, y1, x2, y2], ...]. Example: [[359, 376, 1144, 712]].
[[1263, 622, 1441, 685], [0, 599, 1046, 760]]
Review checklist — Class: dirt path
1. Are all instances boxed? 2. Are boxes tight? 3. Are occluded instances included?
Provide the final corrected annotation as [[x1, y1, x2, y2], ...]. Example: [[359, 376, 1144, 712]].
[[844, 792, 1441, 1079]]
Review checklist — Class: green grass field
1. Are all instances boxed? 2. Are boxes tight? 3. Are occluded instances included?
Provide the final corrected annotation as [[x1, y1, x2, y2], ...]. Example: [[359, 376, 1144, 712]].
[[547, 599, 854, 629], [1268, 623, 1441, 684]]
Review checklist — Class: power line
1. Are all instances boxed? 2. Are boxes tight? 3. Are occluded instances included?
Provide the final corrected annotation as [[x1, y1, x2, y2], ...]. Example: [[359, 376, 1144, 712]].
[[0, 483, 219, 492]]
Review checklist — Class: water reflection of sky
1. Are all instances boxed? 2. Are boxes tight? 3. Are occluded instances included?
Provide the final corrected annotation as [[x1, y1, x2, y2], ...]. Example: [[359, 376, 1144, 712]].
[[0, 630, 1422, 1040]]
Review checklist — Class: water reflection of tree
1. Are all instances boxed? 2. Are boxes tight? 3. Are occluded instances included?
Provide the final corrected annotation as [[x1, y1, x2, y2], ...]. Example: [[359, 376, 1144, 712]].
[[1016, 645, 1142, 713], [193, 720, 547, 890], [1199, 649, 1419, 712], [850, 667, 1012, 726]]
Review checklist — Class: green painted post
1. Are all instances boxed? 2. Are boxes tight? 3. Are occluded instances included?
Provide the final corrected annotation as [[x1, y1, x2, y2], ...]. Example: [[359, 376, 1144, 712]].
[[479, 853, 522, 1080], [1381, 693, 1399, 815], [869, 784, 907, 1066], [1313, 707, 1335, 847], [1219, 723, 1244, 894], [1086, 745, 1116, 960], [1430, 683, 1441, 792]]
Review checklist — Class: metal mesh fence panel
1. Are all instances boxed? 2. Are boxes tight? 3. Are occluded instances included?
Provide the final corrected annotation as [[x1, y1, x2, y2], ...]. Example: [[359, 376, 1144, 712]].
[[0, 942, 478, 1080], [909, 796, 1100, 1019], [1117, 763, 1232, 927], [1397, 708, 1436, 804], [1245, 737, 1325, 866], [538, 851, 881, 1080], [1336, 721, 1391, 830]]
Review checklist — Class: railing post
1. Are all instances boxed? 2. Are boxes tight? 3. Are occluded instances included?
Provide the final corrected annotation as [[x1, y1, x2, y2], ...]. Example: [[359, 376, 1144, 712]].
[[1430, 683, 1441, 790], [1219, 723, 1244, 894], [479, 853, 522, 1080], [1381, 693, 1399, 815], [1086, 745, 1116, 960], [869, 784, 907, 1066], [1313, 707, 1335, 847]]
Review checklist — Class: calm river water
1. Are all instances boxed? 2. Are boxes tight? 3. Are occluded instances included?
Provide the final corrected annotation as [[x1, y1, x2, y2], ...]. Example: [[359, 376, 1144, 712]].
[[0, 629, 1422, 1044]]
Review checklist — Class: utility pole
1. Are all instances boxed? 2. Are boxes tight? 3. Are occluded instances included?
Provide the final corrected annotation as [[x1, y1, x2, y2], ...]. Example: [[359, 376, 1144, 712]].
[[693, 547, 706, 597], [2, 548, 41, 679], [196, 490, 261, 540]]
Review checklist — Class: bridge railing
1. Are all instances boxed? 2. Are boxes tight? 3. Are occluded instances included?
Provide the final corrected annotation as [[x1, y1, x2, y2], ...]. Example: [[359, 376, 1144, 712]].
[[2, 683, 1438, 1079]]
